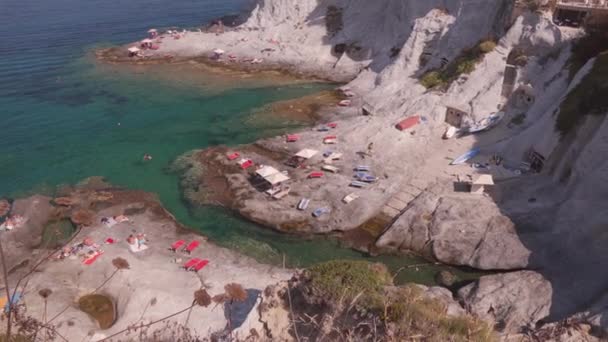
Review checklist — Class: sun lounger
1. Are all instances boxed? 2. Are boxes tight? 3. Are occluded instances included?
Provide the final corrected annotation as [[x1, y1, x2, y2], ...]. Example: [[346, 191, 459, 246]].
[[327, 122, 337, 128], [83, 251, 103, 265], [338, 100, 351, 106], [286, 134, 300, 142], [317, 126, 330, 132], [227, 152, 240, 160], [323, 138, 337, 144], [183, 241, 200, 254], [360, 175, 378, 183], [191, 259, 209, 272], [350, 181, 367, 188], [354, 165, 370, 172], [183, 258, 201, 270], [322, 165, 339, 173], [297, 198, 310, 210], [312, 207, 330, 218], [239, 159, 253, 169], [342, 193, 359, 204], [308, 172, 324, 179], [105, 238, 115, 244], [324, 135, 337, 140], [170, 240, 185, 252]]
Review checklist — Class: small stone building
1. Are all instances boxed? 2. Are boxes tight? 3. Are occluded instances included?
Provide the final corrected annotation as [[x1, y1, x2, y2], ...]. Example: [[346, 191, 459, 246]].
[[513, 83, 535, 108], [444, 105, 469, 128], [471, 174, 494, 195]]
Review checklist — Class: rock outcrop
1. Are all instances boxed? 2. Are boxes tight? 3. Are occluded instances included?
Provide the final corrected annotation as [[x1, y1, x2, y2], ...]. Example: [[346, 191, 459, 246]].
[[458, 271, 552, 333], [376, 182, 531, 270]]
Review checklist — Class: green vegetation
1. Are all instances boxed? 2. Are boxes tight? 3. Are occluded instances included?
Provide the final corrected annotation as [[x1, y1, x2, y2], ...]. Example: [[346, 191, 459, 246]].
[[308, 260, 392, 309], [420, 39, 497, 90], [387, 285, 496, 342], [556, 52, 608, 136], [306, 261, 495, 341]]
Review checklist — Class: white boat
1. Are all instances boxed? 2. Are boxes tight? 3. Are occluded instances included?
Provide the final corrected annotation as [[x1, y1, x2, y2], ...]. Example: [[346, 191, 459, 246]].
[[297, 198, 310, 210], [321, 165, 339, 173], [342, 193, 359, 204], [467, 112, 505, 134]]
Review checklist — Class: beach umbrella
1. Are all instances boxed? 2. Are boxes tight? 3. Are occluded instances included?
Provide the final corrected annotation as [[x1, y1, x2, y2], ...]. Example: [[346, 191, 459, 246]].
[[213, 48, 225, 55], [0, 199, 10, 217], [147, 28, 157, 33]]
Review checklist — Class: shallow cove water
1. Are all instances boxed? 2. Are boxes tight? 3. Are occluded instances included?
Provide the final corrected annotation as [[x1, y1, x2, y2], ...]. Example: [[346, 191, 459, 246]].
[[0, 0, 479, 284]]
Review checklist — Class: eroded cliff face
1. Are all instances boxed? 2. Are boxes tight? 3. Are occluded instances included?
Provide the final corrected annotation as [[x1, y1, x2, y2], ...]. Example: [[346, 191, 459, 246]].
[[167, 0, 608, 337]]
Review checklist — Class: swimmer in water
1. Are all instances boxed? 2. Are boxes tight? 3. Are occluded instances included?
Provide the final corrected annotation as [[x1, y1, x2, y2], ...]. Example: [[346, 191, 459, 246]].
[[143, 154, 152, 161]]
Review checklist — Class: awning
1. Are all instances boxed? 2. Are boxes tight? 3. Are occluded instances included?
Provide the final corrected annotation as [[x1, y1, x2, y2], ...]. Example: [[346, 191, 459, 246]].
[[256, 166, 280, 178], [128, 47, 140, 53], [213, 48, 225, 54], [265, 172, 290, 185], [295, 149, 318, 159]]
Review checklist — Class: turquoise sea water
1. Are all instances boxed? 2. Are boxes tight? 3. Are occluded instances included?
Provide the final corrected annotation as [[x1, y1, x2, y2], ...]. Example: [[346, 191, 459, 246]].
[[0, 0, 476, 284]]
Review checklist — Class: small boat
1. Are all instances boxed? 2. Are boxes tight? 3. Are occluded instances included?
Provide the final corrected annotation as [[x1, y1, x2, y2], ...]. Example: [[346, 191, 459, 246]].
[[450, 148, 480, 165], [360, 175, 378, 183], [342, 193, 359, 204], [350, 181, 367, 188], [322, 165, 339, 173], [312, 207, 330, 217], [297, 198, 310, 210], [467, 112, 505, 134]]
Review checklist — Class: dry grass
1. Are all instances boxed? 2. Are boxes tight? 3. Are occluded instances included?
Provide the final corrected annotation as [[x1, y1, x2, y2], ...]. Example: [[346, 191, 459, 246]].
[[308, 260, 392, 310], [387, 285, 496, 342]]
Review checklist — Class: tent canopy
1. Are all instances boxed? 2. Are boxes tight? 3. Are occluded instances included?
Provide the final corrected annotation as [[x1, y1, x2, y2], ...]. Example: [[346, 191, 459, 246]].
[[266, 172, 290, 185], [256, 166, 279, 178], [128, 47, 140, 53], [295, 149, 318, 159], [473, 174, 494, 185], [255, 166, 290, 185]]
